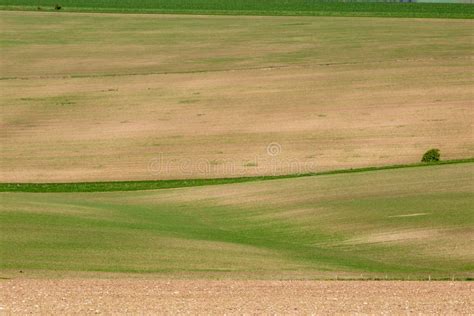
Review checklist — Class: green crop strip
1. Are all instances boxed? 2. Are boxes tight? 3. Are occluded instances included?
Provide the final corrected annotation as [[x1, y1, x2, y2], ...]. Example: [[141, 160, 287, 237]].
[[0, 0, 473, 19], [1, 158, 472, 193]]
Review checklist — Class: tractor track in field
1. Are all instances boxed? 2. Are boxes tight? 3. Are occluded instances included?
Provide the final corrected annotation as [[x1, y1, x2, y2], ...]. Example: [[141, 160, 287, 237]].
[[0, 55, 470, 81]]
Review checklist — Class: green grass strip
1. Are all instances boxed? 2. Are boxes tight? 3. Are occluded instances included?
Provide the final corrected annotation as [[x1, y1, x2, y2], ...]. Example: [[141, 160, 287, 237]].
[[1, 158, 472, 193], [0, 1, 473, 19]]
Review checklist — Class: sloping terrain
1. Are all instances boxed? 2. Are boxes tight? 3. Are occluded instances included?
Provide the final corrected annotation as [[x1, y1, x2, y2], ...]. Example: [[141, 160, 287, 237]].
[[1, 12, 473, 182], [1, 163, 472, 279], [1, 5, 473, 315]]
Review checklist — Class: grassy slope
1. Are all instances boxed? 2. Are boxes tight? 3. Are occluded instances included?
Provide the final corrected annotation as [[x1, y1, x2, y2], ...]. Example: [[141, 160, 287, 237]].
[[2, 12, 473, 182], [1, 163, 473, 279], [0, 0, 472, 18]]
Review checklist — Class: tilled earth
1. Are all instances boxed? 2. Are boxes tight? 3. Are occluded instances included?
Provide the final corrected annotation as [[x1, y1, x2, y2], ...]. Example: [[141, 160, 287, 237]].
[[1, 280, 473, 314]]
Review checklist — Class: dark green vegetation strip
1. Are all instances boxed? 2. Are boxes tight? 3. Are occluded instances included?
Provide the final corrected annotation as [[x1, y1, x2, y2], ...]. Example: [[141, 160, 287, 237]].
[[0, 0, 473, 18], [2, 158, 473, 193]]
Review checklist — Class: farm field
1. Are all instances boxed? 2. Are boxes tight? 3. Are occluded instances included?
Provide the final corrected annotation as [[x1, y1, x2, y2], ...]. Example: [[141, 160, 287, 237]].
[[1, 11, 473, 182], [1, 3, 474, 313], [2, 280, 473, 314], [1, 0, 473, 19], [1, 163, 473, 279]]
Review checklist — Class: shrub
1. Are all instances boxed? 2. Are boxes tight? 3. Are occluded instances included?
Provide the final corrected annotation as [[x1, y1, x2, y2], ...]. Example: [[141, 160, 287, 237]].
[[421, 148, 440, 163], [54, 4, 62, 10]]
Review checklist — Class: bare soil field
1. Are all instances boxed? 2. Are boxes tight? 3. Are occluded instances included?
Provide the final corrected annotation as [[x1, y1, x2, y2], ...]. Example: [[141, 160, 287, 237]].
[[1, 279, 473, 314], [1, 12, 473, 182]]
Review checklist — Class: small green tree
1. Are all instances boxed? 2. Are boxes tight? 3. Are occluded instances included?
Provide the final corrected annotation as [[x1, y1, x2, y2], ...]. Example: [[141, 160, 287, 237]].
[[54, 4, 62, 10], [421, 148, 440, 163]]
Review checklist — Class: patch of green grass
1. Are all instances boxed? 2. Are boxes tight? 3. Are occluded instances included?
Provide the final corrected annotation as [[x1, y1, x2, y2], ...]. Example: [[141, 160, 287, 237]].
[[1, 163, 472, 278], [1, 159, 472, 193], [0, 0, 472, 18]]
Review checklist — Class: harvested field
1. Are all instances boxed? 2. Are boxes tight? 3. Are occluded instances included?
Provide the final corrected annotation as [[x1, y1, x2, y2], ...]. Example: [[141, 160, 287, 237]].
[[1, 280, 473, 314], [1, 12, 473, 182]]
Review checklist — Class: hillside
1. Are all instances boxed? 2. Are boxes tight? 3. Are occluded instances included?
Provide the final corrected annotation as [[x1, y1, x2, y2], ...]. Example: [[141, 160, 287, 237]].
[[1, 11, 473, 182], [1, 163, 472, 279]]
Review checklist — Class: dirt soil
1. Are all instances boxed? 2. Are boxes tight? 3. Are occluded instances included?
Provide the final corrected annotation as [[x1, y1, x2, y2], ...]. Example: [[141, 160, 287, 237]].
[[1, 280, 472, 314]]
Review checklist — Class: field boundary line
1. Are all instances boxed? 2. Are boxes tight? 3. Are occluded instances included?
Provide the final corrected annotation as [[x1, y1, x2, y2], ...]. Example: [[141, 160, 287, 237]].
[[1, 158, 472, 193]]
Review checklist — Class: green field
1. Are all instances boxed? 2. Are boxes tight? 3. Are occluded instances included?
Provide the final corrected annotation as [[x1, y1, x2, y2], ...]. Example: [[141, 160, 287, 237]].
[[1, 163, 473, 279], [0, 0, 473, 18]]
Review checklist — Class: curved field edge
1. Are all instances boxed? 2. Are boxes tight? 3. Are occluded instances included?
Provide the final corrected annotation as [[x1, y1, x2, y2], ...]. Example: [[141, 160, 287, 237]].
[[1, 162, 473, 278], [1, 158, 473, 192], [0, 2, 473, 19]]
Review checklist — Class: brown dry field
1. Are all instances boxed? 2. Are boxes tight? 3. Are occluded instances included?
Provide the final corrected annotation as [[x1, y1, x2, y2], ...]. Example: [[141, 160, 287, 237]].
[[1, 12, 473, 182], [1, 279, 473, 314]]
